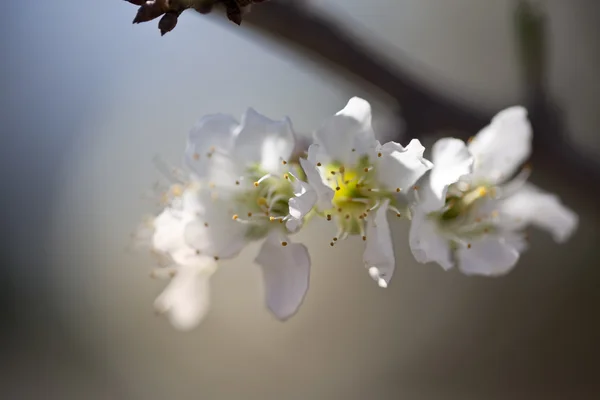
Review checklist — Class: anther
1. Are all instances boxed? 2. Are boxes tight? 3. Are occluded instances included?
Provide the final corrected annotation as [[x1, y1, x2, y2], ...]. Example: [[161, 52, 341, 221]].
[[467, 243, 472, 249], [281, 241, 288, 247], [413, 185, 420, 190], [317, 162, 322, 167], [336, 186, 341, 191], [195, 250, 201, 255], [330, 242, 335, 247], [284, 174, 289, 180], [214, 256, 219, 261], [282, 160, 287, 165], [204, 222, 209, 227], [339, 166, 345, 174], [396, 188, 401, 192], [232, 214, 239, 220], [362, 236, 367, 241], [235, 180, 240, 185], [254, 182, 259, 187], [345, 214, 350, 220], [326, 214, 332, 221], [333, 237, 338, 242], [377, 152, 382, 157], [247, 212, 252, 217], [330, 171, 336, 175], [351, 148, 356, 152]]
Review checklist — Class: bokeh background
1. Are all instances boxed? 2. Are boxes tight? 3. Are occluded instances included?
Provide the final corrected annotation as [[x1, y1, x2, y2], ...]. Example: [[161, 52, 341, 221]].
[[1, 1, 599, 398]]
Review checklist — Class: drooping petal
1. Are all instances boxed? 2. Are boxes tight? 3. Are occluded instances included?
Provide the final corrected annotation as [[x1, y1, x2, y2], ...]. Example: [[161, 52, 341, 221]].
[[419, 138, 474, 213], [468, 106, 532, 184], [300, 149, 334, 211], [409, 209, 454, 270], [377, 139, 433, 194], [255, 232, 311, 320], [183, 189, 248, 259], [498, 183, 578, 243], [185, 114, 239, 180], [363, 199, 395, 288], [154, 258, 218, 331], [234, 108, 296, 173], [313, 97, 376, 164], [456, 236, 520, 276]]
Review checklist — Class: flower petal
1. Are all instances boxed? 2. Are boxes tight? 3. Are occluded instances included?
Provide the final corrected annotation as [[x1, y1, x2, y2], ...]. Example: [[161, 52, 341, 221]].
[[152, 208, 199, 266], [363, 199, 395, 288], [184, 190, 248, 259], [456, 236, 520, 276], [286, 180, 317, 233], [255, 232, 311, 320], [185, 114, 239, 180], [409, 209, 454, 270], [468, 106, 532, 184], [419, 138, 474, 213], [377, 139, 433, 193], [234, 108, 296, 173], [154, 258, 217, 331], [300, 149, 334, 211], [313, 97, 376, 164], [498, 183, 578, 243]]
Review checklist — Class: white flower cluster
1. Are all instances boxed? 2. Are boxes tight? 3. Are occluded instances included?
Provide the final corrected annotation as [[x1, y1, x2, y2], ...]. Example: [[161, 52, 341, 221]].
[[134, 98, 578, 331]]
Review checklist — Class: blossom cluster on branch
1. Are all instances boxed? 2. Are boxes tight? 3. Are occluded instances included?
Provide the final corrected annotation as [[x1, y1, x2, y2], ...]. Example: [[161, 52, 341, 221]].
[[133, 97, 578, 331]]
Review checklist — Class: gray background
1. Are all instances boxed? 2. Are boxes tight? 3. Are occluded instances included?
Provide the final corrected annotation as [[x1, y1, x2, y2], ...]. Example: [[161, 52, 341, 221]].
[[1, 1, 599, 398]]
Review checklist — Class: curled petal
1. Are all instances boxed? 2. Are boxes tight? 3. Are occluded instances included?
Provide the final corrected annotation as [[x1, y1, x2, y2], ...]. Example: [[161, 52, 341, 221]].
[[456, 236, 520, 277], [499, 183, 578, 243], [154, 258, 217, 331], [468, 106, 532, 184], [287, 180, 317, 233], [409, 209, 454, 270], [300, 150, 334, 212], [363, 199, 395, 288], [234, 108, 295, 174], [314, 97, 376, 164], [419, 138, 474, 213], [255, 232, 311, 320], [377, 139, 433, 193]]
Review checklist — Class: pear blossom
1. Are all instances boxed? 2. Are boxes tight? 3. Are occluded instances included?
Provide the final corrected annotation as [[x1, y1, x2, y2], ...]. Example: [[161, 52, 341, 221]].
[[410, 106, 578, 276], [136, 108, 314, 329], [301, 97, 432, 287]]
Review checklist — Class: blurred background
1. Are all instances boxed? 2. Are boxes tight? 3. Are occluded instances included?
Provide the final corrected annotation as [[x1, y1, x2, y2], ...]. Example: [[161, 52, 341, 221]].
[[1, 0, 599, 398]]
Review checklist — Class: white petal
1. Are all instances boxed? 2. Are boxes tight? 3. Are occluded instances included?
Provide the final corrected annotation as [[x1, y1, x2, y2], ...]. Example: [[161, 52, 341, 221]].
[[286, 181, 317, 233], [255, 232, 311, 320], [300, 150, 334, 211], [409, 208, 454, 270], [154, 258, 217, 331], [419, 138, 474, 213], [468, 106, 532, 184], [314, 97, 376, 164], [185, 114, 239, 180], [498, 183, 578, 243], [457, 236, 520, 276], [234, 108, 296, 173], [183, 190, 248, 259], [363, 199, 395, 287], [377, 139, 433, 193], [152, 208, 199, 266]]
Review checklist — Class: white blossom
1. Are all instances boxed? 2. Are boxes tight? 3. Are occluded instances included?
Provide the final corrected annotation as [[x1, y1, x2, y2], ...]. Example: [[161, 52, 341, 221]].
[[301, 97, 432, 287], [138, 108, 314, 329], [410, 107, 578, 276]]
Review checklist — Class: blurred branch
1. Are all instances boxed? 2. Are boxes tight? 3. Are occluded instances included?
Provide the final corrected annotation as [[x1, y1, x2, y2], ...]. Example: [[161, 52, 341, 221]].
[[239, 0, 600, 185]]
